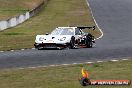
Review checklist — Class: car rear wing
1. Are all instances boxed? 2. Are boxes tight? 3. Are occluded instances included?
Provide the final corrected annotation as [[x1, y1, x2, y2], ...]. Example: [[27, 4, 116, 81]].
[[77, 26, 95, 30]]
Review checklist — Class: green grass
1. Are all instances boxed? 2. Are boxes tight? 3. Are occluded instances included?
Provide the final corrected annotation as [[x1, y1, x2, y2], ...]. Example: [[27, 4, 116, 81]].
[[0, 60, 131, 88], [0, 10, 27, 20], [0, 0, 43, 20], [0, 0, 101, 51]]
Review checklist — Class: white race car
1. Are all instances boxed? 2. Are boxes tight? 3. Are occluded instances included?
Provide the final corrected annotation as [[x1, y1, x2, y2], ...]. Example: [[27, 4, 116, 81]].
[[34, 26, 95, 49]]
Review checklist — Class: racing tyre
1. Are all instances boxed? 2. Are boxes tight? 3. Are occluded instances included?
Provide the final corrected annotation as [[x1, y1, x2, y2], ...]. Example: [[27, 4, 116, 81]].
[[69, 36, 75, 49], [86, 35, 93, 48]]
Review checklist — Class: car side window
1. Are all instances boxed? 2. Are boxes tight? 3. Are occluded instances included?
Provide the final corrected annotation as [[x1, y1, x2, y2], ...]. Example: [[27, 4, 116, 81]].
[[75, 28, 81, 35]]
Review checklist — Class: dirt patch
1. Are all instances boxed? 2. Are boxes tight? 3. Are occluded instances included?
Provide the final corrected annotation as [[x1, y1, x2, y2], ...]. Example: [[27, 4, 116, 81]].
[[67, 10, 87, 16], [23, 0, 44, 10], [0, 0, 44, 20]]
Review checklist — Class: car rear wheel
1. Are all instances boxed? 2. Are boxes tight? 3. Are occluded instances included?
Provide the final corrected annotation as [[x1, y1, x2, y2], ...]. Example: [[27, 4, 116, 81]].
[[85, 34, 93, 48]]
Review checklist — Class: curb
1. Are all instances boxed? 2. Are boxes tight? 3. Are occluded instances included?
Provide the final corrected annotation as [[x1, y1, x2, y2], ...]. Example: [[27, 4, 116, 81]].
[[0, 0, 47, 31], [0, 48, 35, 53]]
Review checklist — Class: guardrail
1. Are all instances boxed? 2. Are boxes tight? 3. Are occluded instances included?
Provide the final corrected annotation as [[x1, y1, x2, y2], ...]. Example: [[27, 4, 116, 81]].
[[0, 0, 47, 31]]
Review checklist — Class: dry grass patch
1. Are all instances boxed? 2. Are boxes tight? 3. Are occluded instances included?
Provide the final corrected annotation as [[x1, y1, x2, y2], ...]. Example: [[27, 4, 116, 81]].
[[0, 0, 43, 20]]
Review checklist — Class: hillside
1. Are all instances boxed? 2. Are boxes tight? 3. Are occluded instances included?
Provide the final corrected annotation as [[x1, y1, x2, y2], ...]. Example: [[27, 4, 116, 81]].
[[0, 0, 43, 20]]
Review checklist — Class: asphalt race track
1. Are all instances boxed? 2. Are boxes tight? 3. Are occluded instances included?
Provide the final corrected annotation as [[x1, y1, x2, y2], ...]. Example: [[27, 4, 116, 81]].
[[0, 0, 132, 69]]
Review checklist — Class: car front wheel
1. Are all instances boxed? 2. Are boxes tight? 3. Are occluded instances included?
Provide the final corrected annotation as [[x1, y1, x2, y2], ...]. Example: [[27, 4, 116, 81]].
[[69, 36, 75, 49]]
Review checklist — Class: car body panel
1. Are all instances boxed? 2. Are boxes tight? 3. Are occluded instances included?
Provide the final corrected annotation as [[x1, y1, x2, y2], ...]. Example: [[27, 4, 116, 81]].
[[34, 26, 95, 49], [35, 35, 72, 44]]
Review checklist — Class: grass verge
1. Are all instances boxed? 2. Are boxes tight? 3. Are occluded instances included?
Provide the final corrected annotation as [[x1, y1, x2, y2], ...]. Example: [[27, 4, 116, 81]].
[[0, 60, 131, 88], [0, 0, 101, 51], [0, 0, 43, 20]]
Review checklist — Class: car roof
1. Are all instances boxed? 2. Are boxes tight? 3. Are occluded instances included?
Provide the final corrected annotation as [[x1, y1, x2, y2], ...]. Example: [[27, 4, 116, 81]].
[[57, 27, 77, 29], [57, 26, 95, 30]]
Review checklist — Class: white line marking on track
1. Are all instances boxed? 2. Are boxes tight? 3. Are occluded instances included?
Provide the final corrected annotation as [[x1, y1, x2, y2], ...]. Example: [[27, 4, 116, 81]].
[[73, 63, 78, 65], [97, 61, 104, 63], [85, 62, 94, 64], [10, 50, 14, 52], [75, 63, 83, 65], [62, 64, 70, 66], [28, 67, 37, 69], [14, 58, 129, 70], [18, 68, 25, 70], [0, 51, 4, 53], [86, 0, 104, 40], [21, 49, 25, 51], [37, 66, 48, 68], [111, 60, 119, 62], [122, 59, 128, 61], [49, 65, 56, 67]]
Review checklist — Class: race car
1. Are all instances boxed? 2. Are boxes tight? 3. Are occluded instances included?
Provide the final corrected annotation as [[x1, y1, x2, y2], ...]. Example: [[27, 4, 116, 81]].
[[34, 26, 95, 49]]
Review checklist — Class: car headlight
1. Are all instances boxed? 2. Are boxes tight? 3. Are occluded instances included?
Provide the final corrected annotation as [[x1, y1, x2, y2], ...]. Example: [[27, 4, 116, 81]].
[[59, 37, 66, 41]]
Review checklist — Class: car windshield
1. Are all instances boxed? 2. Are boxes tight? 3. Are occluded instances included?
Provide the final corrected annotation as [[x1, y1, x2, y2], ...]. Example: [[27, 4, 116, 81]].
[[50, 28, 74, 35]]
